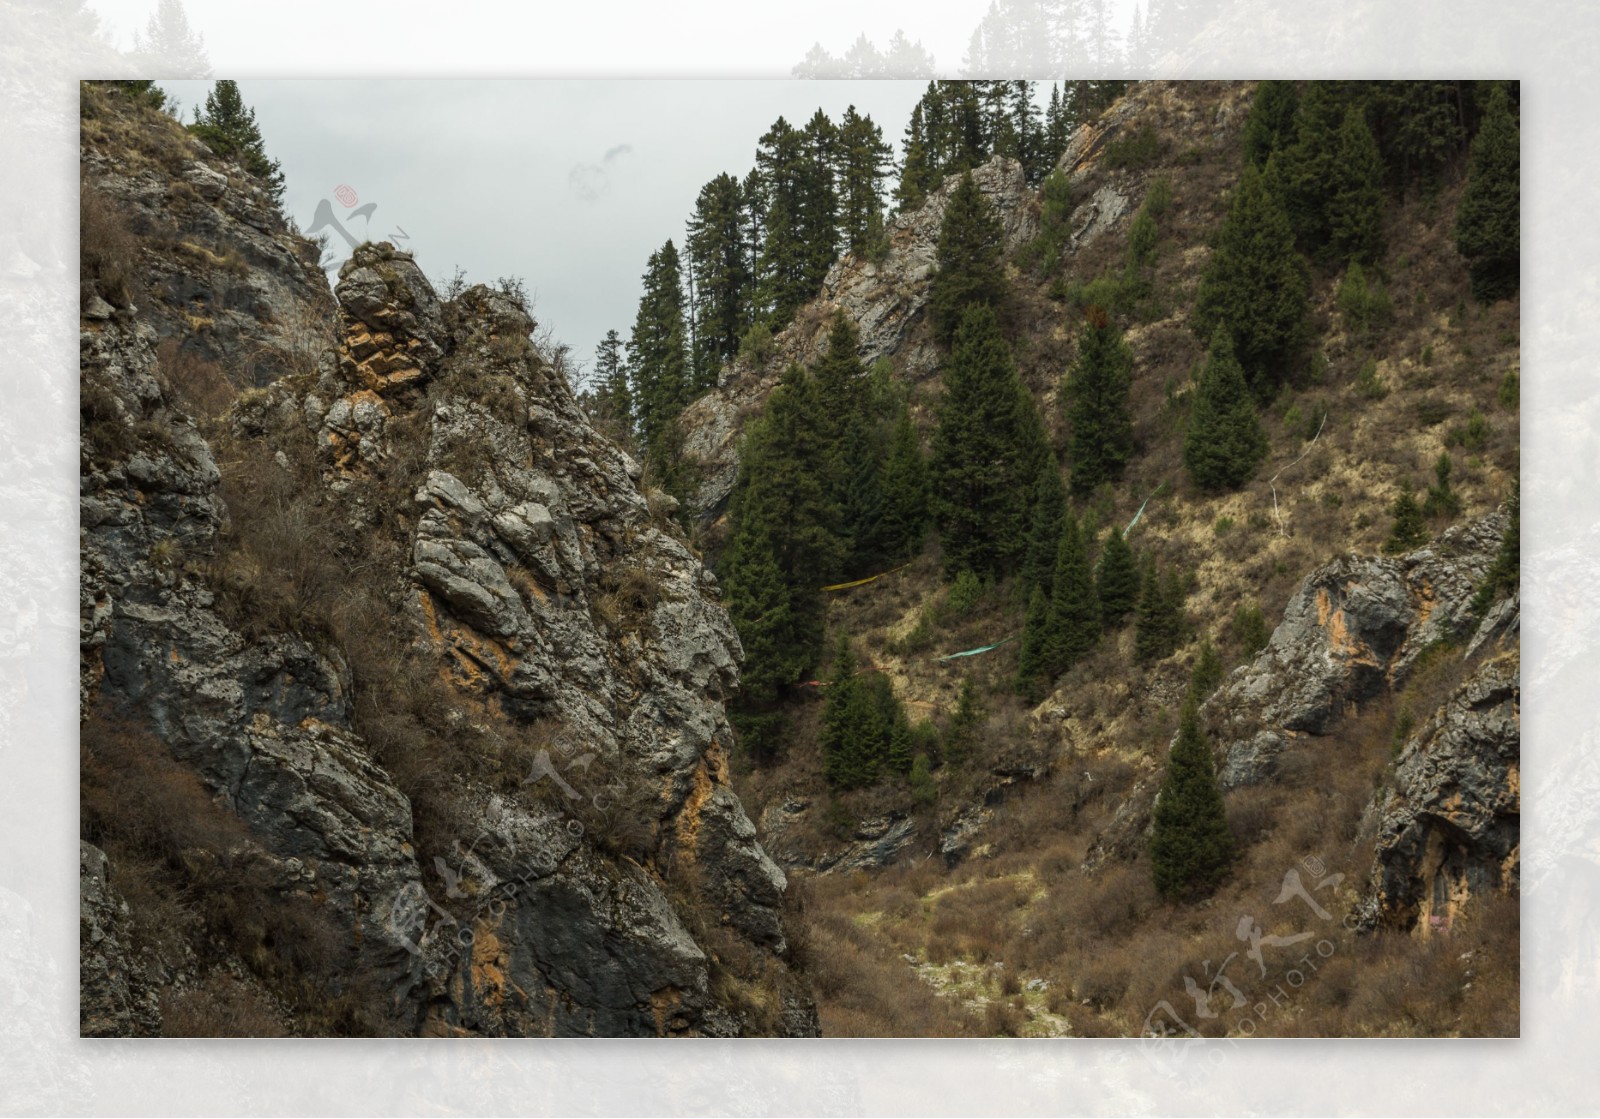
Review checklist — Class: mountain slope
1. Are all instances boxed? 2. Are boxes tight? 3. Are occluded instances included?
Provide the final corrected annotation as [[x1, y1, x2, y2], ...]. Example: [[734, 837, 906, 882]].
[[685, 79, 1519, 1037]]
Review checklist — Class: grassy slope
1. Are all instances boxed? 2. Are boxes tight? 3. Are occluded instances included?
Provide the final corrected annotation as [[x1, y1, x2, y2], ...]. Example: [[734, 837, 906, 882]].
[[737, 81, 1520, 1037]]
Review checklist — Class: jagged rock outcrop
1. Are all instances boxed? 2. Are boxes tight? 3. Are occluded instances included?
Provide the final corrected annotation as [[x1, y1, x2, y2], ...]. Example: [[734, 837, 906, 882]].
[[1358, 645, 1520, 933], [79, 87, 813, 1036], [758, 800, 919, 874], [79, 92, 334, 385], [676, 82, 1254, 526], [81, 300, 432, 1030], [79, 843, 161, 1037], [1082, 514, 1517, 878], [1213, 511, 1509, 788], [679, 155, 1038, 518]]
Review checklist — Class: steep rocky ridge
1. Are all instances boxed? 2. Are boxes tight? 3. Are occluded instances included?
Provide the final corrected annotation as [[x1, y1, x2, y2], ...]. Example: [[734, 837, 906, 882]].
[[680, 155, 1040, 518], [79, 85, 811, 1036], [79, 87, 334, 385]]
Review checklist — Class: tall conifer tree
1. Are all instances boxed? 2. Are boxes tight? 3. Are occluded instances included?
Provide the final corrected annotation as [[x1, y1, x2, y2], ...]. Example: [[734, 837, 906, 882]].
[[1064, 308, 1135, 496], [1241, 80, 1299, 170], [930, 305, 1038, 580], [1455, 83, 1520, 302], [929, 170, 1009, 345], [1095, 526, 1140, 624], [879, 406, 931, 561], [1150, 692, 1234, 900], [590, 329, 632, 438], [1183, 329, 1269, 491], [1328, 103, 1386, 266], [627, 240, 691, 458], [685, 172, 752, 386], [1191, 163, 1310, 394]]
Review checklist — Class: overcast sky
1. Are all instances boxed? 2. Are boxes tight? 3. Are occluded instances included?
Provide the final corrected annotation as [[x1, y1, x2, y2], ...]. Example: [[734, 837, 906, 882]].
[[153, 79, 935, 381]]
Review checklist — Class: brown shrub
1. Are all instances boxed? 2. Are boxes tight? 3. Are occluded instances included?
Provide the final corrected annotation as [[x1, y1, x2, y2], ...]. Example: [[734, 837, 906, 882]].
[[1060, 861, 1161, 944], [80, 703, 250, 872], [80, 182, 140, 308], [1073, 963, 1130, 1010], [161, 972, 288, 1037], [155, 339, 236, 425], [983, 997, 1025, 1036]]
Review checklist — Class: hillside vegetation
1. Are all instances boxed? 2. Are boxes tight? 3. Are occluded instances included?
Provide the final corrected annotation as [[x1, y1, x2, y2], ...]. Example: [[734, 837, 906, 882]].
[[658, 80, 1520, 1037]]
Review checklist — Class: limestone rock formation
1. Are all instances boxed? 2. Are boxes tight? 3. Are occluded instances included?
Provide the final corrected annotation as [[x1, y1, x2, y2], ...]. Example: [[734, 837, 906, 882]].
[[79, 843, 161, 1038], [679, 155, 1039, 518], [758, 800, 919, 875], [1212, 511, 1510, 788], [1358, 647, 1520, 933], [79, 87, 812, 1036]]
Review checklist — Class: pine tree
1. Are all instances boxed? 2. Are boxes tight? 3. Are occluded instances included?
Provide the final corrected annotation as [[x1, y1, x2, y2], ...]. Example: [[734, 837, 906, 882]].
[[720, 527, 800, 762], [1064, 307, 1135, 496], [685, 172, 752, 387], [840, 409, 893, 575], [722, 364, 846, 717], [1241, 80, 1299, 169], [1008, 80, 1045, 183], [909, 751, 938, 804], [1276, 81, 1355, 255], [1328, 103, 1386, 266], [1369, 81, 1467, 190], [1455, 83, 1520, 303], [735, 364, 847, 584], [753, 116, 811, 327], [810, 312, 867, 448], [946, 674, 984, 759], [1043, 82, 1070, 168], [1149, 693, 1234, 900], [188, 80, 283, 202], [798, 109, 842, 296], [1423, 451, 1462, 518], [1047, 514, 1101, 672], [820, 637, 885, 788], [1136, 559, 1186, 663], [1022, 459, 1067, 599], [929, 170, 1010, 346], [590, 329, 632, 438], [1095, 526, 1140, 624], [885, 704, 914, 776], [1016, 584, 1053, 696], [627, 240, 691, 459], [1383, 486, 1429, 554], [1183, 329, 1270, 491], [879, 406, 930, 561], [930, 304, 1037, 580], [836, 106, 893, 255], [1189, 636, 1223, 700], [896, 100, 936, 212], [1191, 162, 1310, 394]]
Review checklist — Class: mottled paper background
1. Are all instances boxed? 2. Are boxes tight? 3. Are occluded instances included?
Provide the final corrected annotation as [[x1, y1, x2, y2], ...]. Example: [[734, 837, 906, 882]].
[[3, 0, 1587, 1113]]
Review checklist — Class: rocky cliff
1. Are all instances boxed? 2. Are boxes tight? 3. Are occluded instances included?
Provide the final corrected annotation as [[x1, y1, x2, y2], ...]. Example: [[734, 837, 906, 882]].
[[679, 155, 1040, 519], [78, 83, 811, 1037], [1212, 510, 1510, 788]]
